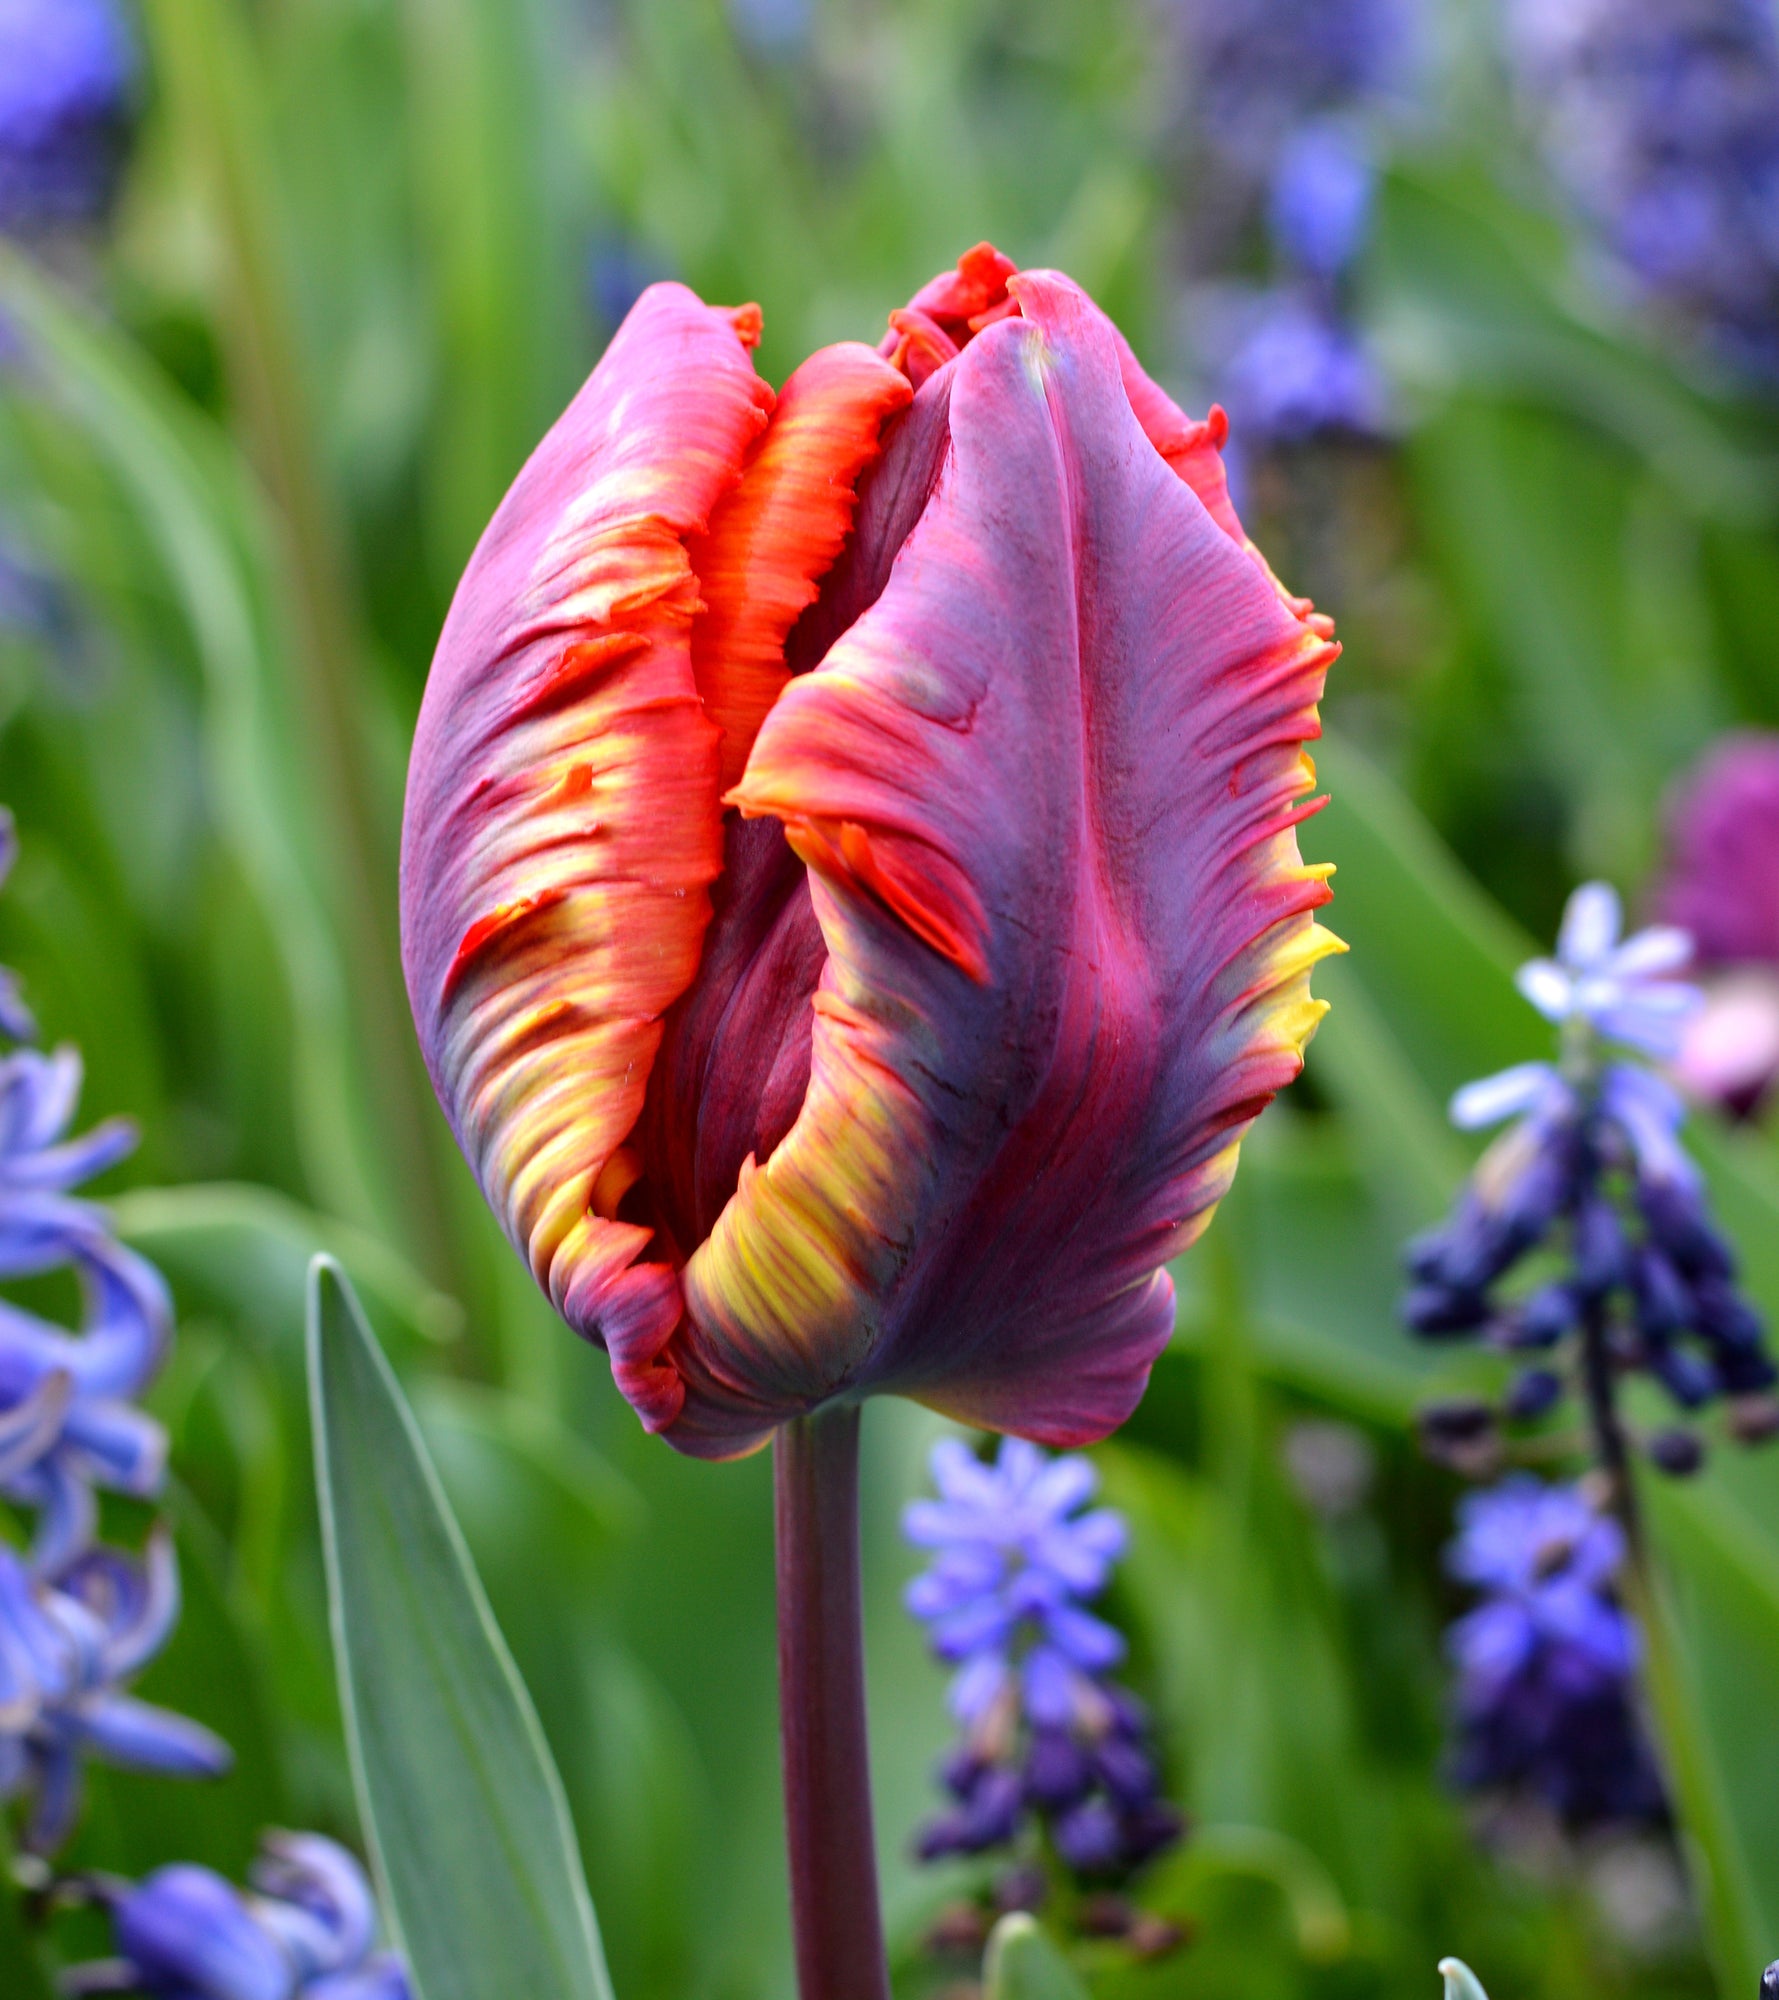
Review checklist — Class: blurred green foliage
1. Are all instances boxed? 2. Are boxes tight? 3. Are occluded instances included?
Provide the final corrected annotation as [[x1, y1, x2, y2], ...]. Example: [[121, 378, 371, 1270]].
[[2, 1, 1778, 1996]]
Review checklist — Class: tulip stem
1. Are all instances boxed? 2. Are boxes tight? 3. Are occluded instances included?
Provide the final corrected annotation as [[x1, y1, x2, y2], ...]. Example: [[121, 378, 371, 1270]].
[[774, 1403, 890, 2000]]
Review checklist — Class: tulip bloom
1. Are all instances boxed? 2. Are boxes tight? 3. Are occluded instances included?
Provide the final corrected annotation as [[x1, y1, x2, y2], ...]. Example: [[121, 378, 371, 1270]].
[[401, 244, 1339, 1461], [404, 243, 1340, 2000]]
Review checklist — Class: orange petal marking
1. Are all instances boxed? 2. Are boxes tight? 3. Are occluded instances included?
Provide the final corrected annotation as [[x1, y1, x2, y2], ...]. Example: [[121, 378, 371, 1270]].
[[688, 341, 912, 795]]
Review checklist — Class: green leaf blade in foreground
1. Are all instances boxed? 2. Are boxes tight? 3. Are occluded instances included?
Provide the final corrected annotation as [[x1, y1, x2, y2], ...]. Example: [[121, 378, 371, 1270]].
[[983, 1915, 1091, 2000], [307, 1256, 612, 2000]]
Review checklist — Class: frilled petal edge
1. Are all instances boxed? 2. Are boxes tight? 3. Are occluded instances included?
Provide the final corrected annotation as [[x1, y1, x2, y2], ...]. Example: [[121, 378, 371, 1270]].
[[658, 268, 1341, 1456], [400, 283, 773, 1432]]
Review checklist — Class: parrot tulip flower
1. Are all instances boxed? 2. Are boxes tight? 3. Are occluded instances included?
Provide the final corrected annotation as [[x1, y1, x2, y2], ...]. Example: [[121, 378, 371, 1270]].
[[401, 242, 1341, 1463], [402, 242, 1340, 2000]]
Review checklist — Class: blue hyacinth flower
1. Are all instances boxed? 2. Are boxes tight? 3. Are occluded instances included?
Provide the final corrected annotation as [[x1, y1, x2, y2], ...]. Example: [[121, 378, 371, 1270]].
[[0, 1039, 173, 1573], [65, 1831, 412, 1999], [0, 0, 136, 235], [0, 1532, 231, 1853]]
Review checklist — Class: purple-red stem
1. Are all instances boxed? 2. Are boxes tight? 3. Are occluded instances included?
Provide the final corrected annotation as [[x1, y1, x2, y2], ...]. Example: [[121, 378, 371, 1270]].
[[774, 1403, 891, 2000]]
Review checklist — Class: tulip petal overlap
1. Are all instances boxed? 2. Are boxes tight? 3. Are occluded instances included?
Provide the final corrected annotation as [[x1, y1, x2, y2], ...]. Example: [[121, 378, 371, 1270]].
[[404, 248, 1340, 1459]]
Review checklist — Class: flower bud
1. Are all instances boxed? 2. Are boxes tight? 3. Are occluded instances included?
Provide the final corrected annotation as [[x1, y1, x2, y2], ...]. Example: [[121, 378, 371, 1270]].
[[1647, 1428, 1706, 1478], [1573, 1195, 1629, 1299], [1512, 1282, 1582, 1349], [1504, 1368, 1564, 1423]]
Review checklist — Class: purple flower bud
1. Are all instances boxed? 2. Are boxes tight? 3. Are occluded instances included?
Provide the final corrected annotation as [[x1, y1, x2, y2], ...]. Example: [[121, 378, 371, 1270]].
[[1647, 1340, 1719, 1410], [1050, 1797, 1125, 1876], [1024, 1729, 1093, 1811], [1639, 1177, 1736, 1281], [1503, 1368, 1564, 1423], [1514, 1281, 1582, 1348], [1630, 1246, 1692, 1337], [1573, 1195, 1629, 1299], [1401, 1282, 1492, 1337], [1092, 1732, 1162, 1810], [1715, 1344, 1778, 1396], [1647, 1428, 1706, 1477], [1694, 1275, 1766, 1351], [1419, 1398, 1497, 1445]]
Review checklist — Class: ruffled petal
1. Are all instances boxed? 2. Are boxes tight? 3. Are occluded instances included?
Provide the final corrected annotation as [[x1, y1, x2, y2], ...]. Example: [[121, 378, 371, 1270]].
[[689, 341, 911, 793], [401, 283, 773, 1432], [658, 269, 1338, 1455]]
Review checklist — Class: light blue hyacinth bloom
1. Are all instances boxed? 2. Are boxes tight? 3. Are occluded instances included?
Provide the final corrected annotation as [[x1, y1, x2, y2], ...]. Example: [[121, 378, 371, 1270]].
[[0, 812, 173, 1575], [0, 1532, 231, 1852], [66, 1832, 412, 1999]]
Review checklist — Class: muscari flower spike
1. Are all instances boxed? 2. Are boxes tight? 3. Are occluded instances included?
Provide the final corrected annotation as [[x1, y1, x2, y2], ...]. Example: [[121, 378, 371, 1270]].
[[1445, 1476, 1664, 1829], [1501, 0, 1779, 379], [0, 1532, 230, 1854], [0, 0, 136, 236], [1402, 881, 1776, 1474], [1172, 0, 1410, 179], [904, 1436, 1183, 1880], [65, 1830, 412, 2000], [400, 243, 1340, 1462]]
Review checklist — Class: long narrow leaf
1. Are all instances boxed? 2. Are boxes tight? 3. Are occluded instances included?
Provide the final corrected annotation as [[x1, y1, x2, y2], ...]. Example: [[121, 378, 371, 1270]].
[[307, 1256, 613, 2000]]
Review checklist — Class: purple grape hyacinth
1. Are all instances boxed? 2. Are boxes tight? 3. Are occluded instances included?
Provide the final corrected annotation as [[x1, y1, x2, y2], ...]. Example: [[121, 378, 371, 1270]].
[[1220, 290, 1390, 446], [0, 1533, 230, 1853], [1402, 882, 1776, 1476], [1501, 0, 1779, 378], [66, 1832, 412, 1999], [0, 0, 136, 235], [904, 1437, 1183, 1880], [1174, 0, 1410, 178], [1173, 0, 1410, 450], [1445, 1478, 1664, 1827]]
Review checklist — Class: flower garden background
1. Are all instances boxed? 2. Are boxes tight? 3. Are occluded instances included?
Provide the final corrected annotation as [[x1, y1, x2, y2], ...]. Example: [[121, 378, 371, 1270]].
[[4, 1, 1779, 1997]]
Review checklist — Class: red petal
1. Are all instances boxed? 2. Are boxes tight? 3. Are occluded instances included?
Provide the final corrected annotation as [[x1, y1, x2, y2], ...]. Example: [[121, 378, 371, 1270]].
[[401, 283, 772, 1428]]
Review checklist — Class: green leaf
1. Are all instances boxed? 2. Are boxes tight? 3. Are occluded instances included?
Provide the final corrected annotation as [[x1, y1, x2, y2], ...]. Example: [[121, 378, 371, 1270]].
[[982, 1915, 1091, 2000], [307, 1256, 613, 2000], [1438, 1958, 1492, 2000]]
